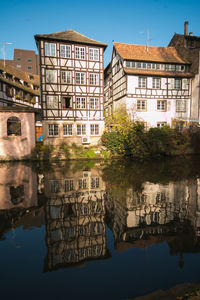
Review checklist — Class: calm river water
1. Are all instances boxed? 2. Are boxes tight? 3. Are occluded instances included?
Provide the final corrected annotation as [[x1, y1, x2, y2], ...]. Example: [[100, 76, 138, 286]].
[[0, 157, 200, 300]]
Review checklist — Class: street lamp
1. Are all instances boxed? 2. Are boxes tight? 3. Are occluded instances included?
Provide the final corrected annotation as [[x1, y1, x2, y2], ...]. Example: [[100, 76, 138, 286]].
[[2, 42, 13, 68]]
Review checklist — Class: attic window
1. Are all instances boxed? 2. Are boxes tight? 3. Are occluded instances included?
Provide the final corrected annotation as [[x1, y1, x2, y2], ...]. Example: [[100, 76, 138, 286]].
[[29, 75, 34, 80]]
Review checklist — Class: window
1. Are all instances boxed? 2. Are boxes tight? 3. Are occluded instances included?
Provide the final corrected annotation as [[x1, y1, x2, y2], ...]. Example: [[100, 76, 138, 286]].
[[60, 44, 71, 58], [16, 65, 21, 69], [63, 124, 73, 136], [46, 95, 58, 109], [46, 70, 57, 83], [157, 100, 167, 111], [27, 66, 32, 70], [78, 179, 87, 189], [75, 46, 85, 59], [152, 78, 161, 89], [64, 179, 74, 192], [176, 100, 186, 112], [157, 122, 167, 127], [6, 86, 14, 97], [137, 100, 146, 110], [138, 77, 146, 88], [27, 58, 32, 62], [62, 97, 72, 109], [90, 98, 99, 109], [17, 57, 21, 61], [89, 73, 99, 85], [49, 180, 60, 193], [10, 185, 24, 205], [61, 71, 72, 84], [45, 43, 56, 57], [77, 124, 86, 136], [76, 97, 86, 109], [174, 78, 181, 90], [91, 177, 100, 189], [90, 124, 99, 135], [7, 117, 21, 136], [75, 72, 85, 84], [48, 124, 59, 136], [182, 78, 189, 90], [89, 48, 99, 61]]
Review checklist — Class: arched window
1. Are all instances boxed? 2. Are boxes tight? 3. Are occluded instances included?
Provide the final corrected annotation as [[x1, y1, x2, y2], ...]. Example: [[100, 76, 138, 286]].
[[7, 116, 21, 136]]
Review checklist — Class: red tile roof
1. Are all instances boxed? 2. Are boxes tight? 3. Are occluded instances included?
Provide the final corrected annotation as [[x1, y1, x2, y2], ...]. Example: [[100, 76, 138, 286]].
[[114, 42, 190, 64]]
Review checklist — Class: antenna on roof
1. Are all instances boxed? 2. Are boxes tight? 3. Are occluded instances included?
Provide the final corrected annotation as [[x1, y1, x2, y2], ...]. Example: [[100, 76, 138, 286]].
[[140, 29, 152, 52]]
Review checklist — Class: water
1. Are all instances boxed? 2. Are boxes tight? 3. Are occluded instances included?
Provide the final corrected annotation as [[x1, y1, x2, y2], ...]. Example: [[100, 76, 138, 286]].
[[0, 157, 200, 300]]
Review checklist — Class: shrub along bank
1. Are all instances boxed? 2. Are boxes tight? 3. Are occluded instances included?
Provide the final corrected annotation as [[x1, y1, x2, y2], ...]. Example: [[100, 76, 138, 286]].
[[101, 122, 200, 159]]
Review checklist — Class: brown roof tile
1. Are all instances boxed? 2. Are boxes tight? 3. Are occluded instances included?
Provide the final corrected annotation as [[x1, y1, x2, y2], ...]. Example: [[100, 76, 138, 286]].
[[124, 68, 193, 78], [0, 61, 39, 86], [35, 29, 107, 48], [114, 42, 190, 64]]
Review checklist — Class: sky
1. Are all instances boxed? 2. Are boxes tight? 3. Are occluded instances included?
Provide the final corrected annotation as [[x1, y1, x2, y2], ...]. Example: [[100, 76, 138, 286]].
[[1, 0, 200, 67]]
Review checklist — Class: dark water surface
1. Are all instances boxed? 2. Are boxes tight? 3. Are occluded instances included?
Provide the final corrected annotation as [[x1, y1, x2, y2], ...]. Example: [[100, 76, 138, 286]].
[[0, 157, 200, 300]]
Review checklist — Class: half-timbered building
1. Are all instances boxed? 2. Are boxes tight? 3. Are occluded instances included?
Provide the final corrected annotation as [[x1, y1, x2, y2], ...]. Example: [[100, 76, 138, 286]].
[[104, 42, 194, 129], [35, 30, 107, 146]]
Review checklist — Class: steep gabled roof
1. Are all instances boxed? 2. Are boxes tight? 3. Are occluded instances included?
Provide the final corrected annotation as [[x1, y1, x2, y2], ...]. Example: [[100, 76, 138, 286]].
[[114, 42, 190, 64], [35, 29, 107, 48]]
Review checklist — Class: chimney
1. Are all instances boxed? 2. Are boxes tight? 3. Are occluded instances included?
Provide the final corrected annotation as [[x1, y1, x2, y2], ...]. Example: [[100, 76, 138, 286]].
[[184, 21, 188, 36]]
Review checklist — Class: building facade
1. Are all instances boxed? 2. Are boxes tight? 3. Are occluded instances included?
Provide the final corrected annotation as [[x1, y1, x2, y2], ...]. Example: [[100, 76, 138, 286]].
[[104, 41, 194, 129], [0, 49, 39, 74], [169, 21, 200, 123], [35, 30, 107, 146]]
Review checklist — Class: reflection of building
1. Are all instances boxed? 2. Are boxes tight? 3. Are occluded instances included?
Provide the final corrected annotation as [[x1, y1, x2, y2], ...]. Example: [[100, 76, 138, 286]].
[[105, 179, 200, 251], [44, 167, 109, 271], [0, 163, 38, 209], [0, 163, 44, 241]]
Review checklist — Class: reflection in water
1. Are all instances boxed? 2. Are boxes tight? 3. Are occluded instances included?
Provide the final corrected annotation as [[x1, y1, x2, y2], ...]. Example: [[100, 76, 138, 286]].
[[0, 158, 200, 274], [43, 166, 109, 271]]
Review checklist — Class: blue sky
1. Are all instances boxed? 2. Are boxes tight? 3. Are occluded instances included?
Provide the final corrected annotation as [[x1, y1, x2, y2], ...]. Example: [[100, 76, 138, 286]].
[[1, 0, 200, 66]]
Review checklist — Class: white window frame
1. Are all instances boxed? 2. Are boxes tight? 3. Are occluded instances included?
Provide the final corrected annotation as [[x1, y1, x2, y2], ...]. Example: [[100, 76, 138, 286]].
[[89, 48, 99, 61], [76, 97, 86, 109], [174, 78, 181, 90], [48, 124, 59, 136], [75, 72, 85, 84], [63, 124, 73, 136], [182, 78, 189, 90], [89, 73, 99, 85], [157, 100, 167, 111], [77, 124, 86, 136], [46, 69, 57, 83], [75, 46, 85, 59], [90, 98, 99, 109], [46, 95, 59, 109], [61, 71, 72, 84], [152, 78, 161, 89], [137, 100, 146, 111], [64, 179, 74, 192], [90, 124, 99, 135], [45, 43, 56, 57], [138, 77, 146, 88], [60, 44, 71, 58], [176, 100, 186, 112]]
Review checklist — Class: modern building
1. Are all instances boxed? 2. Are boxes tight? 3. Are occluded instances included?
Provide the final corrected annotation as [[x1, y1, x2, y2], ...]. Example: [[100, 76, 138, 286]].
[[104, 38, 194, 129], [169, 21, 200, 123], [0, 48, 39, 74], [34, 30, 107, 146]]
